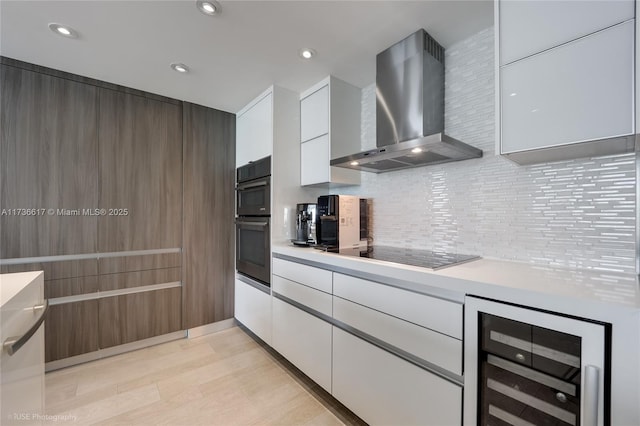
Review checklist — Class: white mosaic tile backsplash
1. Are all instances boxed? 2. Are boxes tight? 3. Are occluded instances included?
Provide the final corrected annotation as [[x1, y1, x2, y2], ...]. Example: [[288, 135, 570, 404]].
[[337, 27, 636, 273]]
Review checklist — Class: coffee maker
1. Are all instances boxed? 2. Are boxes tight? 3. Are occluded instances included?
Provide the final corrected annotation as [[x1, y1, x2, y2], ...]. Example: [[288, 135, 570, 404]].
[[317, 195, 368, 250], [292, 203, 317, 246]]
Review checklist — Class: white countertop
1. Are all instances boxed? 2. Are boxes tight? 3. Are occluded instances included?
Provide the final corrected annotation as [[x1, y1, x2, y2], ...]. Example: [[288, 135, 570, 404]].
[[0, 271, 44, 308], [273, 243, 640, 321]]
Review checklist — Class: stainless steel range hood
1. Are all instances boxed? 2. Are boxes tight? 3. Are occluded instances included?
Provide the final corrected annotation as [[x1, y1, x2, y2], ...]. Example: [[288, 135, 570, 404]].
[[331, 29, 482, 173]]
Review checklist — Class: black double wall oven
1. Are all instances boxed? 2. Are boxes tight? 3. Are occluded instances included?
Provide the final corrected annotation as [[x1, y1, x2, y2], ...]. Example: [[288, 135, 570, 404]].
[[235, 156, 271, 287]]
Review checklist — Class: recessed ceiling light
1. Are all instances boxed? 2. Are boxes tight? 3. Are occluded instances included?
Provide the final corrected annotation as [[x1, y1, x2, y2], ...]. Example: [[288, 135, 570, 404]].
[[299, 48, 316, 60], [170, 63, 190, 73], [350, 161, 359, 166], [411, 147, 423, 154], [197, 0, 221, 16], [48, 23, 77, 38]]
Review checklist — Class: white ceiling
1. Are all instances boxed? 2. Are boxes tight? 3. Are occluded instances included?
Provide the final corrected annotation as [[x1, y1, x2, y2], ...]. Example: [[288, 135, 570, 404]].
[[0, 1, 493, 113]]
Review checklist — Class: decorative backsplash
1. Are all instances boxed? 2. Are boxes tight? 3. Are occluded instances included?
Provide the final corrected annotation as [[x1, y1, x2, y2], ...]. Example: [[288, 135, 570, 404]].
[[338, 27, 636, 274]]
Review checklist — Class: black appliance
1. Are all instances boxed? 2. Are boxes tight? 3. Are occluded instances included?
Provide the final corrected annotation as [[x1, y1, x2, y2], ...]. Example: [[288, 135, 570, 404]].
[[235, 156, 271, 286], [292, 203, 317, 246], [236, 216, 270, 285], [316, 195, 368, 249], [236, 156, 271, 217], [329, 245, 480, 270], [480, 313, 583, 425]]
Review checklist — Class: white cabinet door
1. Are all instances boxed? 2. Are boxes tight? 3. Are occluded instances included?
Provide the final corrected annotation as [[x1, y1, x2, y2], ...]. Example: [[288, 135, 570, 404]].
[[272, 275, 332, 317], [300, 134, 330, 186], [332, 327, 462, 426], [234, 278, 271, 345], [333, 273, 463, 339], [300, 85, 329, 142], [272, 297, 332, 392], [499, 0, 634, 65], [333, 296, 462, 375], [236, 92, 273, 167], [272, 258, 332, 294], [299, 77, 360, 186], [501, 21, 634, 155]]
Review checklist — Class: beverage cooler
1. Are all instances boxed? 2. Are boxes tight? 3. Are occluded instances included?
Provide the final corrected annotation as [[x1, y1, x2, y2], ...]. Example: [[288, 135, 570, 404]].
[[464, 297, 609, 426]]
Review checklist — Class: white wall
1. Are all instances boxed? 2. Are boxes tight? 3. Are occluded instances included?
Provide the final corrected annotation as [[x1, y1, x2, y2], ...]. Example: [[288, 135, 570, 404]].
[[338, 27, 636, 273]]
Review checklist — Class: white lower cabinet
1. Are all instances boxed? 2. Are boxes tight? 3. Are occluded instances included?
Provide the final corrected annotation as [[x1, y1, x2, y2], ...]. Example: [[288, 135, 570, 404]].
[[272, 297, 332, 392], [332, 327, 462, 426], [333, 296, 462, 375], [234, 277, 272, 345]]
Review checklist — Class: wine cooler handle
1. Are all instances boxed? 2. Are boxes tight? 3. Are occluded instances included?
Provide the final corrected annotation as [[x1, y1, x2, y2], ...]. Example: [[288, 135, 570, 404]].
[[584, 365, 600, 426]]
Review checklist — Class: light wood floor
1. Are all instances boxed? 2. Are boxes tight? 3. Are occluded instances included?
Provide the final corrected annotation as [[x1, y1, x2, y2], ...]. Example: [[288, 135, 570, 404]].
[[45, 326, 366, 426]]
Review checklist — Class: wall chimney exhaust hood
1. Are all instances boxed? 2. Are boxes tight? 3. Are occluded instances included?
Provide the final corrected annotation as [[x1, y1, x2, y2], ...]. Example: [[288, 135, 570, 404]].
[[331, 29, 482, 173]]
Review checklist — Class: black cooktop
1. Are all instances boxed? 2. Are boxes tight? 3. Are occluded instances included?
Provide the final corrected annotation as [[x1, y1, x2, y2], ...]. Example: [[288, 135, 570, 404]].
[[321, 245, 480, 271]]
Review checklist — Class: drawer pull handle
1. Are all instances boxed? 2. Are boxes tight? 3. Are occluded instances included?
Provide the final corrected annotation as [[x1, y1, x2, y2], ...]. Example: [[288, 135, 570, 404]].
[[515, 353, 526, 362], [3, 300, 49, 356], [556, 392, 567, 403]]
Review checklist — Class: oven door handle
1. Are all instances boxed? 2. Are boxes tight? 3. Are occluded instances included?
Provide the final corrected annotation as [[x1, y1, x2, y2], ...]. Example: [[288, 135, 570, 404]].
[[236, 220, 269, 228], [237, 180, 269, 190]]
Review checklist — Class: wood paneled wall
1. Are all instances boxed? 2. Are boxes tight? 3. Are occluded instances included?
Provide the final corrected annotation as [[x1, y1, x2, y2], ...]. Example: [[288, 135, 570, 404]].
[[1, 58, 236, 362]]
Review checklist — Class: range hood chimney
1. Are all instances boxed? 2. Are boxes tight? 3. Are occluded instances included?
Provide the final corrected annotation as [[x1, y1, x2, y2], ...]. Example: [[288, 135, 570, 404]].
[[331, 29, 482, 173]]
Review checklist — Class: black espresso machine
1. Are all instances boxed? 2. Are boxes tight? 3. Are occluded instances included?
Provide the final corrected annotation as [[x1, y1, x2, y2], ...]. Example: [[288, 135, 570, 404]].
[[291, 203, 317, 246]]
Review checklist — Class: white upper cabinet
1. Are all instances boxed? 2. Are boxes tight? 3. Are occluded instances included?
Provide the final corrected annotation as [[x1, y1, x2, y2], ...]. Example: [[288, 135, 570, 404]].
[[300, 85, 329, 142], [501, 21, 635, 155], [499, 0, 634, 65], [496, 0, 636, 165], [236, 90, 273, 167], [300, 134, 331, 185], [300, 76, 361, 186]]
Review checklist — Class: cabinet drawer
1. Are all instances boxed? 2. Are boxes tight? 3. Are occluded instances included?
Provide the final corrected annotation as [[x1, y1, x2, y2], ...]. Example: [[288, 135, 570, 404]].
[[45, 300, 99, 362], [1, 259, 97, 280], [99, 267, 181, 291], [333, 296, 461, 375], [234, 278, 271, 345], [98, 287, 182, 349], [501, 21, 634, 155], [45, 276, 98, 299], [272, 275, 331, 317], [333, 273, 462, 339], [272, 297, 332, 392], [332, 327, 461, 426], [272, 258, 332, 293], [98, 252, 181, 274]]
